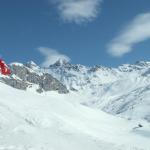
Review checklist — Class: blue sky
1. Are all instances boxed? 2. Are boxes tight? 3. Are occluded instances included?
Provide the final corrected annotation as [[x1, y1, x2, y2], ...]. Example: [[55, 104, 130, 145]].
[[0, 0, 150, 67]]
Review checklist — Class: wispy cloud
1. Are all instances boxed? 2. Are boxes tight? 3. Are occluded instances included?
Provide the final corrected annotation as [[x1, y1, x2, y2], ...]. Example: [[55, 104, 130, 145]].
[[50, 0, 103, 24], [107, 12, 150, 57], [38, 47, 70, 67]]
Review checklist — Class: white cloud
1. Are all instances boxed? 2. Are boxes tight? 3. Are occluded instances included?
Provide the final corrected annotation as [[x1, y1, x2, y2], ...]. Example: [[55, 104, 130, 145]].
[[51, 0, 102, 24], [38, 47, 70, 67], [107, 12, 150, 57]]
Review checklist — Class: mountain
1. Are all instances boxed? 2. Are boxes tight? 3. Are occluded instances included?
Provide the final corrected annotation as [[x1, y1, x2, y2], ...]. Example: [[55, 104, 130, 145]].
[[45, 60, 150, 122], [0, 62, 68, 94], [1, 60, 150, 122], [0, 60, 150, 150]]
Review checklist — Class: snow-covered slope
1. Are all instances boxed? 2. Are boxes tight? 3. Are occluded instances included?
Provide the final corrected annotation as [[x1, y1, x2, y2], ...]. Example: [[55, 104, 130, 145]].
[[40, 60, 150, 122], [0, 81, 150, 150], [1, 60, 150, 122]]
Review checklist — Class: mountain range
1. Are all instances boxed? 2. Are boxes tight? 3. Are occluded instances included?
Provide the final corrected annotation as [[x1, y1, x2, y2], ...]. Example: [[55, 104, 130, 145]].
[[0, 60, 150, 150]]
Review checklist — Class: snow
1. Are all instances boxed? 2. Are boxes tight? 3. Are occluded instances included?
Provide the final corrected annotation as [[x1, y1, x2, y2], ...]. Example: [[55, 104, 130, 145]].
[[10, 62, 24, 67], [39, 61, 150, 122], [0, 82, 150, 150], [26, 61, 40, 70]]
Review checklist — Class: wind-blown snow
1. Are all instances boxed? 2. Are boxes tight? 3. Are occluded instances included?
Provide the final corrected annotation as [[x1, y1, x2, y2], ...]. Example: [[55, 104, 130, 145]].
[[0, 82, 150, 150]]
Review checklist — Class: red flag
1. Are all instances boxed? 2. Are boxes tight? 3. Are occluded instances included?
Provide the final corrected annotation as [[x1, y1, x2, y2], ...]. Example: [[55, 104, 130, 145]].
[[0, 59, 11, 75]]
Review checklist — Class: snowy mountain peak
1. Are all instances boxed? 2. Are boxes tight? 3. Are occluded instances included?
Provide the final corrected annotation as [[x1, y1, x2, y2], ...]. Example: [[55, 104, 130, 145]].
[[10, 62, 24, 67], [50, 59, 70, 67], [135, 61, 150, 67], [26, 61, 39, 70], [118, 61, 150, 73]]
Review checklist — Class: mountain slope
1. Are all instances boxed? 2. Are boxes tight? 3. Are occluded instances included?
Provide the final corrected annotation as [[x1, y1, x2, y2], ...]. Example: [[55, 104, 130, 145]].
[[45, 61, 150, 121], [0, 82, 150, 150], [0, 62, 68, 94], [1, 60, 150, 122]]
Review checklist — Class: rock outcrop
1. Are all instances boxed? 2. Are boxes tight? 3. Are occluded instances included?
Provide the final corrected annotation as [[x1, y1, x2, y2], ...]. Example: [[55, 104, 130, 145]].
[[0, 62, 69, 94]]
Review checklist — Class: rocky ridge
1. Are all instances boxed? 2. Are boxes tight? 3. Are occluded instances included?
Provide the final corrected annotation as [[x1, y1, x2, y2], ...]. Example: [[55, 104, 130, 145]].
[[0, 61, 69, 94]]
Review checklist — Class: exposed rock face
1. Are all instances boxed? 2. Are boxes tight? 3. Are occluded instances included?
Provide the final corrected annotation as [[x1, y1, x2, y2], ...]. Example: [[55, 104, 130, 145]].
[[2, 77, 28, 90], [39, 73, 68, 93], [1, 62, 69, 94]]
